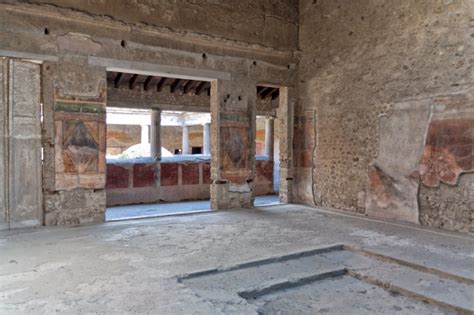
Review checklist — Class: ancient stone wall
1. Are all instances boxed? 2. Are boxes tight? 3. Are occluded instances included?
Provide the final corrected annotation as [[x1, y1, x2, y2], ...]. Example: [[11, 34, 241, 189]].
[[0, 1, 296, 226], [42, 60, 107, 225], [106, 124, 141, 155], [161, 125, 204, 154], [7, 0, 298, 51], [296, 0, 473, 232]]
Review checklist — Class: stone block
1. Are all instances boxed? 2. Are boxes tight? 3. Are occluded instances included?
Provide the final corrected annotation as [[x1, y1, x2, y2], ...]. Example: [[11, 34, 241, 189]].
[[44, 189, 105, 226]]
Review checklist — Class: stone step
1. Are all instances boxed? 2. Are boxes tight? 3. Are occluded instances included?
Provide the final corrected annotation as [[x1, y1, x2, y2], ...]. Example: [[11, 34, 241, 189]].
[[179, 245, 474, 314], [237, 268, 347, 300], [348, 258, 474, 314], [179, 244, 346, 294]]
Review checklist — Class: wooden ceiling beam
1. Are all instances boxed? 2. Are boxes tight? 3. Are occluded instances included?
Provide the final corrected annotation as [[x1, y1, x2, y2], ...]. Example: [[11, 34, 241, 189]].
[[157, 77, 167, 92], [170, 79, 182, 93], [195, 81, 207, 96], [257, 86, 270, 97], [143, 76, 153, 91], [271, 89, 279, 100], [260, 87, 274, 99], [129, 74, 139, 89], [183, 80, 194, 94], [114, 72, 123, 88]]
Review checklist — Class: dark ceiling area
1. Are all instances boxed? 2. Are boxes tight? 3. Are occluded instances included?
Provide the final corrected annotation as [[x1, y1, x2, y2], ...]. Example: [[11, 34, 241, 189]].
[[107, 71, 279, 100]]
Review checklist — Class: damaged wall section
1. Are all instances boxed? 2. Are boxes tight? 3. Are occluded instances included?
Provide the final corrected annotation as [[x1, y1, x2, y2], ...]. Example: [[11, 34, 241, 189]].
[[42, 60, 107, 225], [296, 0, 473, 232]]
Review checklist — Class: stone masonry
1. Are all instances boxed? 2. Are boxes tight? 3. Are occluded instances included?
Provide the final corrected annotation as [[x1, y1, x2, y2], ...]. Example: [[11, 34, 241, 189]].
[[0, 1, 472, 233]]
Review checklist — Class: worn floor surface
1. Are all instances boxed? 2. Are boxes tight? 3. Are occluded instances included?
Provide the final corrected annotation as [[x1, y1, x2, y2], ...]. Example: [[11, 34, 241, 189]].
[[1, 204, 473, 314], [106, 195, 281, 221]]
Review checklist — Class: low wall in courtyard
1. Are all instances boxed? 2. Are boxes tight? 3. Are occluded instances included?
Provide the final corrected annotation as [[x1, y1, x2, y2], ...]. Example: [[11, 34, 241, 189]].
[[106, 157, 274, 206]]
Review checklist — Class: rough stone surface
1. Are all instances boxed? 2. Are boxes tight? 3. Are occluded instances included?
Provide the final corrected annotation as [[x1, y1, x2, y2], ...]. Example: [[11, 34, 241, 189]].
[[420, 173, 474, 234], [296, 0, 474, 231], [14, 0, 299, 51], [43, 189, 105, 225]]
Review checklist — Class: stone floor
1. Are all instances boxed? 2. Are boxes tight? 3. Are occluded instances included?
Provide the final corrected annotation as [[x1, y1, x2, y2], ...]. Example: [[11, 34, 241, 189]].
[[106, 194, 281, 221], [1, 204, 473, 314]]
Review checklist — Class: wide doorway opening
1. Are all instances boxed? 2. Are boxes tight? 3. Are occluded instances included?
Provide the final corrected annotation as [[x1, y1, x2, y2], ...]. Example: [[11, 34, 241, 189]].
[[104, 70, 216, 221], [254, 85, 284, 207], [103, 71, 286, 220]]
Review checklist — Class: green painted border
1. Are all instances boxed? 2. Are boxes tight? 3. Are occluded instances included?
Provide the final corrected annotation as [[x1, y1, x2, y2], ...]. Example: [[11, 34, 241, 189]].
[[54, 101, 106, 114], [220, 113, 249, 123]]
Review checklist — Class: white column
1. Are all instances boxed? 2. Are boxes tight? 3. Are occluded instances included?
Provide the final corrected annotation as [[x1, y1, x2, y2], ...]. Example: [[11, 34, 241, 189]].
[[140, 124, 149, 145], [203, 122, 211, 156], [265, 117, 274, 160], [182, 125, 190, 155], [150, 109, 161, 160]]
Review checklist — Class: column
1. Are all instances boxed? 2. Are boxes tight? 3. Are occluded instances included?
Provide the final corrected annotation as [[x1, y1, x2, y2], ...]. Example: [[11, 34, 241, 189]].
[[203, 122, 211, 156], [265, 117, 274, 160], [150, 109, 161, 160], [140, 124, 149, 145], [182, 125, 190, 155], [42, 60, 107, 226], [209, 79, 255, 209], [276, 86, 294, 204]]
